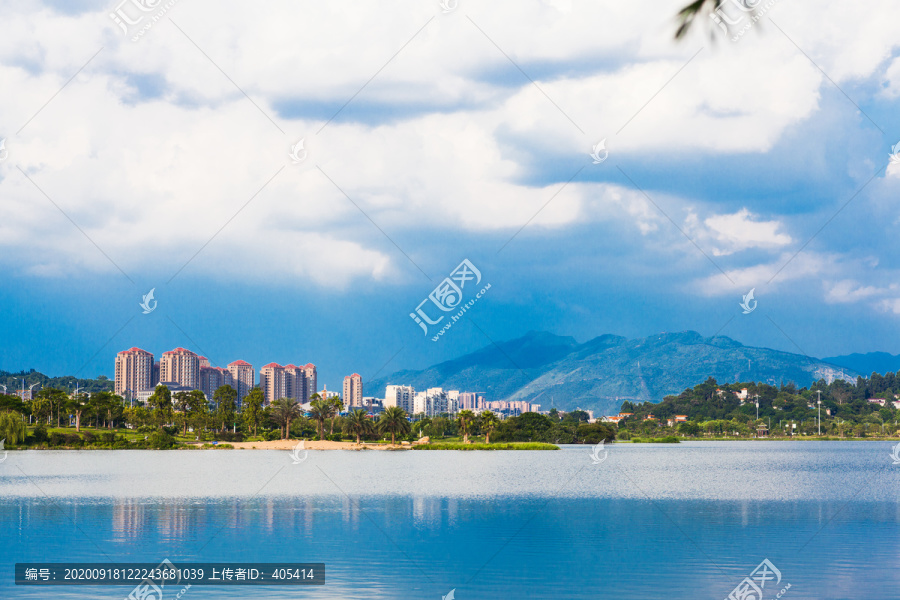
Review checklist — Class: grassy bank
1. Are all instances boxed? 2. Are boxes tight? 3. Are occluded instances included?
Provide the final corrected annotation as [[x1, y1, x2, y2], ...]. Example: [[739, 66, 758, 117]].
[[631, 436, 680, 443], [413, 442, 559, 450]]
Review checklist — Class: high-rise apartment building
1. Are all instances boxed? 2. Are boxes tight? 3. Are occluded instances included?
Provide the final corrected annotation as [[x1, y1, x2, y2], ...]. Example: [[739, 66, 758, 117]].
[[159, 347, 200, 390], [343, 373, 363, 408], [459, 392, 484, 410], [302, 364, 317, 401], [384, 385, 415, 414], [227, 360, 255, 404], [200, 366, 233, 400], [115, 347, 154, 398], [259, 363, 287, 405], [284, 364, 306, 402], [198, 356, 211, 368]]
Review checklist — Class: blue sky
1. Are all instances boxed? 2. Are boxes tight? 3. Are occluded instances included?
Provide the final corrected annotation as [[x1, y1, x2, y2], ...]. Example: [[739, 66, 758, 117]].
[[2, 0, 900, 390]]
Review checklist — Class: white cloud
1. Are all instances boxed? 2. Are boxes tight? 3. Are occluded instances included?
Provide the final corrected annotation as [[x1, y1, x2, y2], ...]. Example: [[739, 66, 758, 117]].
[[0, 0, 898, 286], [824, 280, 885, 304], [692, 208, 793, 256]]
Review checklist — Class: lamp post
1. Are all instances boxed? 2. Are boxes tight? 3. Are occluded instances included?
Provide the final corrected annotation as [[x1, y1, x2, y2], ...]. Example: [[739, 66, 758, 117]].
[[817, 390, 821, 436]]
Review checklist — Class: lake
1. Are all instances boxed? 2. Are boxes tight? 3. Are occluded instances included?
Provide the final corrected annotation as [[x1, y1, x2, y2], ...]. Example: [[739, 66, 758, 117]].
[[1, 441, 899, 599]]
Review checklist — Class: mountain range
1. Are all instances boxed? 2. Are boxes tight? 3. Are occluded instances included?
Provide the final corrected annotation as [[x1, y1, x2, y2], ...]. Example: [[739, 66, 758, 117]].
[[368, 331, 862, 416], [821, 352, 900, 377]]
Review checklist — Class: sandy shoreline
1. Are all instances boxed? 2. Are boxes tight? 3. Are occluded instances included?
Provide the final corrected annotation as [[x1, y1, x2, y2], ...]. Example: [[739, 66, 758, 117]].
[[190, 439, 420, 450]]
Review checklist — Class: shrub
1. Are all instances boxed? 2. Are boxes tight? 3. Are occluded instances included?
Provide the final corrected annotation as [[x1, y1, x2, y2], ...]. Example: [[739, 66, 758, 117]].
[[49, 432, 66, 446], [81, 431, 95, 445], [32, 425, 49, 444], [263, 429, 281, 441], [101, 432, 117, 445], [215, 431, 244, 442], [147, 431, 175, 449], [64, 433, 83, 447], [161, 426, 179, 436]]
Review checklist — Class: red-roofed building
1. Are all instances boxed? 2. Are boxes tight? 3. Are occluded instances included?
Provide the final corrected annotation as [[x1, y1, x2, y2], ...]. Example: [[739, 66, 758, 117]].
[[302, 364, 317, 401], [200, 366, 233, 400], [284, 364, 308, 403], [160, 347, 200, 391], [228, 360, 255, 404], [198, 356, 210, 368], [115, 347, 154, 398], [343, 373, 363, 408], [260, 363, 286, 404]]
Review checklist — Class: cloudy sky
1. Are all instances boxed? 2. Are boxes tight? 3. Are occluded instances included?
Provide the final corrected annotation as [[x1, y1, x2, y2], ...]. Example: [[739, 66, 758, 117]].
[[2, 0, 900, 389]]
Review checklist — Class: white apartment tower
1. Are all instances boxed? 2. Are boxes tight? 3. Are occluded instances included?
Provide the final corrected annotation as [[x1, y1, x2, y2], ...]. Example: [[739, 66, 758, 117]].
[[384, 385, 415, 414]]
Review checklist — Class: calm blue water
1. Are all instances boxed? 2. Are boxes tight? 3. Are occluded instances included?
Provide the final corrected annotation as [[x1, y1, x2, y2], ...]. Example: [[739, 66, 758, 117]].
[[1, 442, 899, 599]]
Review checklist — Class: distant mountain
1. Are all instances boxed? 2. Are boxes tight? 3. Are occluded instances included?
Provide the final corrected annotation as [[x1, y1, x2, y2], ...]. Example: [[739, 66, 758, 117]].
[[0, 369, 113, 395], [821, 352, 900, 377], [367, 331, 859, 416]]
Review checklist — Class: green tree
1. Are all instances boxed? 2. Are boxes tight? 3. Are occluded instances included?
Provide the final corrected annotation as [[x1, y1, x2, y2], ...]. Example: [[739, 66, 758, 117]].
[[480, 411, 500, 444], [343, 409, 374, 444], [271, 398, 302, 440], [457, 409, 477, 443], [328, 397, 343, 435], [0, 395, 27, 415], [90, 391, 123, 429], [212, 385, 238, 432], [242, 388, 265, 437], [0, 412, 27, 445], [147, 385, 173, 427], [67, 392, 91, 432], [35, 388, 67, 427], [378, 406, 411, 444]]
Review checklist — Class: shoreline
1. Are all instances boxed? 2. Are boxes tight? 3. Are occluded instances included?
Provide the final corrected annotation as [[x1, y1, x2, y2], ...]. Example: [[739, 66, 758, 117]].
[[201, 439, 414, 451]]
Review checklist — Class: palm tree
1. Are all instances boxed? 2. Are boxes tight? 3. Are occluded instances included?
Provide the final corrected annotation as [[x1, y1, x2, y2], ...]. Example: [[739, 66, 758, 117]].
[[309, 398, 330, 440], [328, 397, 343, 435], [271, 398, 302, 440], [480, 411, 499, 444], [457, 409, 476, 443], [378, 406, 410, 444], [343, 409, 373, 444]]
